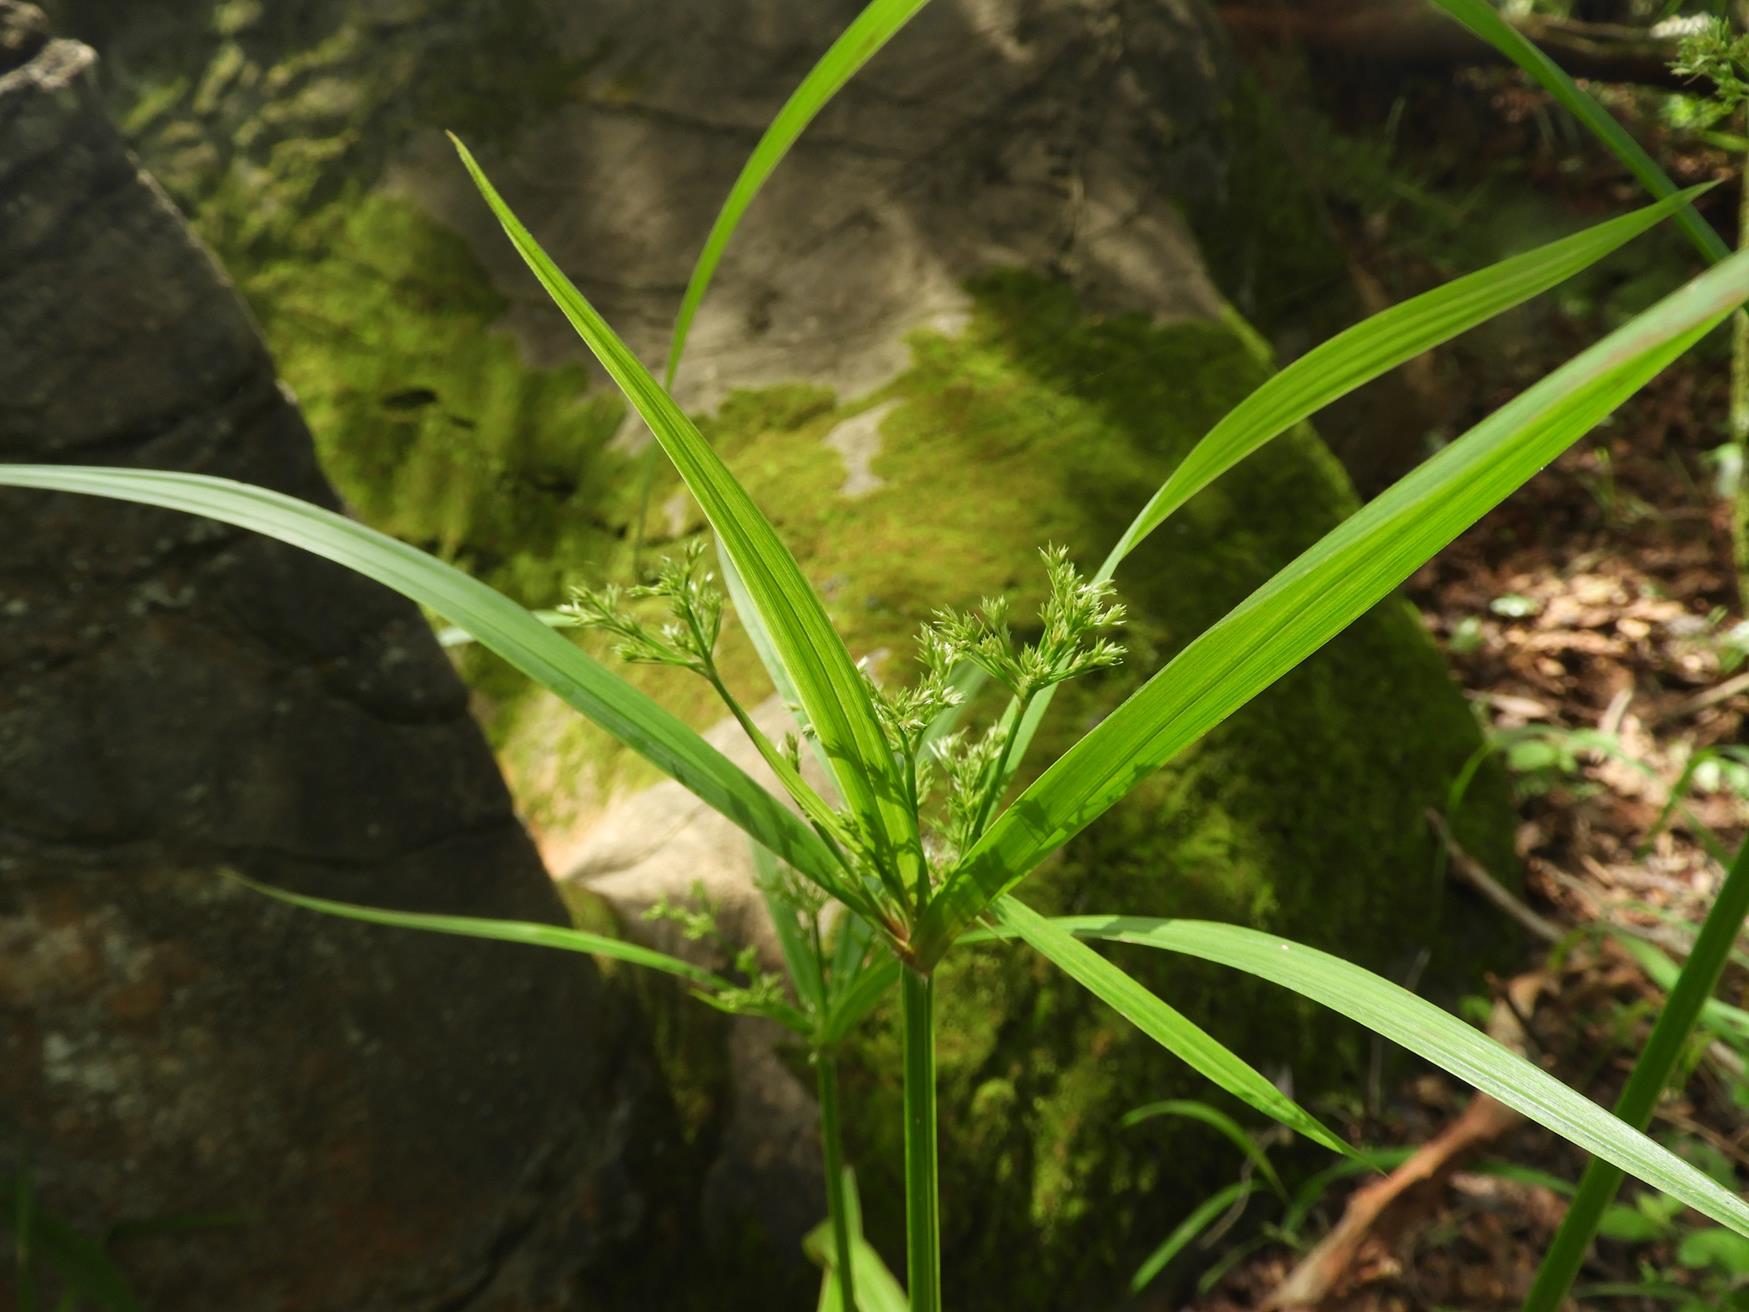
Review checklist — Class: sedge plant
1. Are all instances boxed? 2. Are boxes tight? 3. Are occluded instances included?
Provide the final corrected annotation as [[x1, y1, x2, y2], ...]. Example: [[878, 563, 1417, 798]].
[[12, 3, 1749, 1308]]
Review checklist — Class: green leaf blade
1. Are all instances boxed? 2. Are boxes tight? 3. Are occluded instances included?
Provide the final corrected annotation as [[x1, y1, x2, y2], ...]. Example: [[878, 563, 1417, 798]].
[[992, 189, 1708, 802], [1107, 187, 1711, 564], [1129, 1179, 1258, 1295], [990, 897, 1354, 1161], [665, 0, 933, 385], [450, 137, 927, 903], [1120, 1098, 1286, 1199], [1423, 0, 1728, 265], [0, 466, 842, 892], [915, 244, 1749, 963], [226, 871, 812, 1034], [1053, 914, 1749, 1238]]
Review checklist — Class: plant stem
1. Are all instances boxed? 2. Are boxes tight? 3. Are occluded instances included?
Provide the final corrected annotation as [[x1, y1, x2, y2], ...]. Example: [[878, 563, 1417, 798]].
[[1522, 834, 1749, 1312], [900, 967, 941, 1312], [967, 694, 1030, 842], [1733, 117, 1749, 606], [816, 1054, 857, 1312]]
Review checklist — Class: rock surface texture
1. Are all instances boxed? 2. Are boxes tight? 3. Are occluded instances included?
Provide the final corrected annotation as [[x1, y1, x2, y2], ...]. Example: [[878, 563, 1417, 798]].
[[0, 8, 685, 1309], [37, 0, 1521, 1306]]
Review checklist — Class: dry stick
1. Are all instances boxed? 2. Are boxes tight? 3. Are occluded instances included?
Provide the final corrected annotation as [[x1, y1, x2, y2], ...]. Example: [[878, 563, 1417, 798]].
[[1652, 667, 1749, 725], [1262, 974, 1542, 1311], [1432, 813, 1746, 1078], [1216, 3, 1693, 87], [1427, 809, 1563, 944]]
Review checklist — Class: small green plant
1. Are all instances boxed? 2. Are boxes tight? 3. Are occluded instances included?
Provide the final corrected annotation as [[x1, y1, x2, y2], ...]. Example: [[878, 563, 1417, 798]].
[[3, 1154, 140, 1312], [11, 4, 1749, 1309]]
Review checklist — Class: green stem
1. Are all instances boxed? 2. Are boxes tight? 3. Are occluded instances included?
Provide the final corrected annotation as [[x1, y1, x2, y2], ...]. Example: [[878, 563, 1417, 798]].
[[967, 693, 1031, 842], [1733, 119, 1749, 605], [817, 1054, 857, 1312], [1523, 834, 1749, 1312], [900, 967, 941, 1312]]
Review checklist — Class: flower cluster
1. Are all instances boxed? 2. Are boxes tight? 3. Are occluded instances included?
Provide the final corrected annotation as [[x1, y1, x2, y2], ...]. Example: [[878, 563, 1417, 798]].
[[561, 539, 724, 677]]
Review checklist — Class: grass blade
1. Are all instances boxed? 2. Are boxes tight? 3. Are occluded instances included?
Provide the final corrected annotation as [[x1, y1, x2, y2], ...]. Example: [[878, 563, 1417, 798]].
[[989, 897, 1353, 1160], [664, 0, 933, 385], [821, 948, 899, 1046], [752, 841, 827, 1018], [1120, 1099, 1286, 1199], [451, 136, 927, 906], [1129, 1179, 1259, 1295], [1524, 835, 1749, 1310], [914, 245, 1749, 964], [0, 465, 848, 896], [1041, 912, 1749, 1238], [1422, 0, 1729, 264], [995, 188, 1709, 798], [0, 1185, 139, 1312], [1105, 188, 1709, 566], [226, 871, 811, 1034]]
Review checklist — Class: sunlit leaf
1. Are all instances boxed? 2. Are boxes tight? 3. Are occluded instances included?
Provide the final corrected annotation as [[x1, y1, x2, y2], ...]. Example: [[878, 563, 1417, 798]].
[[451, 136, 928, 907], [997, 188, 1711, 795], [665, 0, 933, 385], [1041, 911, 1749, 1237], [1423, 0, 1728, 264], [916, 246, 1749, 962], [990, 898, 1352, 1159], [0, 466, 857, 904]]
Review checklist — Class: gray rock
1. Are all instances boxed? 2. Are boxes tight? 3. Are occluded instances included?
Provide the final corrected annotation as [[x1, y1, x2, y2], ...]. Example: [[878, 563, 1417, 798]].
[[0, 16, 689, 1310]]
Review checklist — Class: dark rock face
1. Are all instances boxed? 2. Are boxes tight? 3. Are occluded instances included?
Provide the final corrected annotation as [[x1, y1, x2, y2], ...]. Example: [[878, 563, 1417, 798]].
[[0, 12, 686, 1309]]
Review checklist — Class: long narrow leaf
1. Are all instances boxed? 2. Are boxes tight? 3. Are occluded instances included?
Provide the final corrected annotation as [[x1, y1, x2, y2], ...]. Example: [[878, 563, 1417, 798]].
[[1041, 912, 1749, 1238], [1129, 1179, 1259, 1295], [1106, 188, 1709, 567], [451, 136, 927, 904], [995, 188, 1708, 797], [1120, 1099, 1286, 1199], [0, 1190, 139, 1312], [822, 940, 899, 1046], [226, 871, 812, 1034], [0, 467, 845, 896], [752, 841, 828, 1019], [1423, 0, 1729, 264], [915, 245, 1749, 963], [989, 898, 1352, 1159], [1524, 835, 1749, 1310], [665, 0, 933, 385]]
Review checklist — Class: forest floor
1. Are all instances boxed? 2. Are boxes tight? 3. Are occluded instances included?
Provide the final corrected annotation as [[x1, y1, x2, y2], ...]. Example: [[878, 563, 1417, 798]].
[[1158, 48, 1749, 1312]]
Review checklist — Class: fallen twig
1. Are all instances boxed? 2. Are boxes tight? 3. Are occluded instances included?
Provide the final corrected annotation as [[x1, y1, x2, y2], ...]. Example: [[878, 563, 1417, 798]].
[[1652, 668, 1749, 725], [1429, 809, 1563, 945], [1262, 975, 1542, 1310]]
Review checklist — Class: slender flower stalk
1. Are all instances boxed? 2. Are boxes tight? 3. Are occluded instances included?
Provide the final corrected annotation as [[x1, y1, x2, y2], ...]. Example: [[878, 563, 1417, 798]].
[[901, 968, 941, 1312], [817, 1055, 858, 1312]]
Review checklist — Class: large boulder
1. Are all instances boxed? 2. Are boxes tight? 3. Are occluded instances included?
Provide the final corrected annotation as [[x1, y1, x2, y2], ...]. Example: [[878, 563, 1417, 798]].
[[0, 10, 688, 1309], [40, 0, 1521, 1304]]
